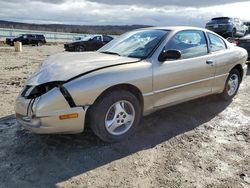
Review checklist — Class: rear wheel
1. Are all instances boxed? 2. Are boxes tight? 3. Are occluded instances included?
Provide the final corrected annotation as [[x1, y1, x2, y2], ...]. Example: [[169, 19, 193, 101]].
[[88, 90, 141, 143], [220, 69, 241, 100], [75, 45, 85, 52]]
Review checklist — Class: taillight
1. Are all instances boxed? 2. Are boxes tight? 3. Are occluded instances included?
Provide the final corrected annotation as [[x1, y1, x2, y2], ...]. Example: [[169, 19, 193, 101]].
[[233, 40, 240, 46]]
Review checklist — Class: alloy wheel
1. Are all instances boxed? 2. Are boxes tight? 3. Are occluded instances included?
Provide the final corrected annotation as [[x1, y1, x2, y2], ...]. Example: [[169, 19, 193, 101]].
[[105, 100, 135, 136], [227, 73, 239, 96]]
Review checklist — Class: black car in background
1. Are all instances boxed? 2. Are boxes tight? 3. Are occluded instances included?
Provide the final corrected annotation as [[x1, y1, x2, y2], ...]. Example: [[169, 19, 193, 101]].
[[236, 34, 250, 60], [64, 35, 113, 52], [206, 17, 247, 38], [6, 34, 46, 46]]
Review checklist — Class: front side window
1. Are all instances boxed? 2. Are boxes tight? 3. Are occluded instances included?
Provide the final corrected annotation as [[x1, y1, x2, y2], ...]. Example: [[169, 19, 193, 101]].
[[207, 33, 226, 52], [164, 30, 208, 59], [99, 30, 168, 58], [92, 36, 102, 41]]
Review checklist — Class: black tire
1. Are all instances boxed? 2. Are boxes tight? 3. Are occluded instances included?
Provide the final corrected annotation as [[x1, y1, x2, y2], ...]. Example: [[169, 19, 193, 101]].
[[220, 69, 241, 100], [88, 90, 141, 143], [75, 45, 85, 52], [37, 41, 42, 46]]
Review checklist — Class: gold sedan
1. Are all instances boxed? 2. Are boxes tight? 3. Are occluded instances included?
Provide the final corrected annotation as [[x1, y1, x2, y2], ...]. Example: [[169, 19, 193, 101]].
[[15, 27, 248, 142]]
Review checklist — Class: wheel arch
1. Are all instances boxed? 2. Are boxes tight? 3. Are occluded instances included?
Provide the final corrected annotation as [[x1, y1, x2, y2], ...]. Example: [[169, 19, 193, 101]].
[[231, 64, 243, 82], [75, 44, 86, 51], [84, 83, 144, 129], [93, 84, 144, 110]]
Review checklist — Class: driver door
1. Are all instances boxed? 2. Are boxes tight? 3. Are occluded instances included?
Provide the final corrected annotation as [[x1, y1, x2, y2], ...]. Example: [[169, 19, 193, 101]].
[[153, 30, 215, 107], [90, 36, 104, 50]]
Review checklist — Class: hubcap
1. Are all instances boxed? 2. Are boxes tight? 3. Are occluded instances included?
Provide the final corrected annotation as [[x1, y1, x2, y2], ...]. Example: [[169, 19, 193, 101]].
[[227, 73, 239, 96], [105, 100, 135, 136]]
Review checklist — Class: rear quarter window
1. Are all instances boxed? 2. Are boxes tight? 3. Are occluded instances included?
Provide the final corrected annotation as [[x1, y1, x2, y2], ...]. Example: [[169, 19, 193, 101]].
[[207, 33, 227, 52], [103, 36, 113, 42]]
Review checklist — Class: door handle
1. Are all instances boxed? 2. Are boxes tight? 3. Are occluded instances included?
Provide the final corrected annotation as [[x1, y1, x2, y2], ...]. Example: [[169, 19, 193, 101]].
[[206, 60, 214, 65]]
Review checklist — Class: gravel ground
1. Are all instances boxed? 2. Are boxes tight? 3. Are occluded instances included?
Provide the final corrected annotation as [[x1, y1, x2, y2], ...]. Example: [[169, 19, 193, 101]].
[[0, 45, 250, 188]]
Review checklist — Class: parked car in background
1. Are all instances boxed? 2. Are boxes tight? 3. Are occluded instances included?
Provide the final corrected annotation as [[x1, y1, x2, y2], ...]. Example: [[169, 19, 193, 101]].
[[206, 17, 247, 38], [6, 34, 46, 46], [64, 35, 114, 52], [236, 34, 250, 60], [15, 27, 248, 142]]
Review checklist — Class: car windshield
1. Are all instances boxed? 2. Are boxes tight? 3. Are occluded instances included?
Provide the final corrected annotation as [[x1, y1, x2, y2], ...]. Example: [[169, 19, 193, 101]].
[[98, 30, 168, 58], [14, 34, 24, 39]]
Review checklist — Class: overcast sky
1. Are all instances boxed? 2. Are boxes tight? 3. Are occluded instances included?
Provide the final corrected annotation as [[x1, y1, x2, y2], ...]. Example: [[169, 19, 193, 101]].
[[0, 0, 250, 26]]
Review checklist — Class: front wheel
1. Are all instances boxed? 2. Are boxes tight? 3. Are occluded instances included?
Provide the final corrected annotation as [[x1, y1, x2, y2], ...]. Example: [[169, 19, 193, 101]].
[[88, 90, 141, 143], [220, 69, 241, 100]]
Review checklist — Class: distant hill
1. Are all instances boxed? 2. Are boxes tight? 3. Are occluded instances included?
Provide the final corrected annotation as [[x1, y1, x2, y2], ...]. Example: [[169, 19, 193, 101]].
[[0, 20, 152, 35]]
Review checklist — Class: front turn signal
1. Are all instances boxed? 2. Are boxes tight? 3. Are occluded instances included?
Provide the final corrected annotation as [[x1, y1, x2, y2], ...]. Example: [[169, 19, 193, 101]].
[[59, 113, 78, 120]]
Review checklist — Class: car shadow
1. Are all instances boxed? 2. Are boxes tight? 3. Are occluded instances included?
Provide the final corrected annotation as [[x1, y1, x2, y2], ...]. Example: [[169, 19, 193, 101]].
[[0, 95, 231, 187]]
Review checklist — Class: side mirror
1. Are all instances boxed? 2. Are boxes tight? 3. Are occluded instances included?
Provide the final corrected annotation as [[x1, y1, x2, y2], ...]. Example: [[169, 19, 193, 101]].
[[158, 49, 181, 62]]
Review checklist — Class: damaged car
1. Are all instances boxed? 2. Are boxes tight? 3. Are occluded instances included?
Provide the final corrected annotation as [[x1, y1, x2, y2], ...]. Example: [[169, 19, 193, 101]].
[[15, 27, 248, 142]]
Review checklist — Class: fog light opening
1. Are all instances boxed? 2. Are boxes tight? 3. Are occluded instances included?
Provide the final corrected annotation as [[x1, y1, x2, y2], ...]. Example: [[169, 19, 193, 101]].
[[59, 113, 79, 120]]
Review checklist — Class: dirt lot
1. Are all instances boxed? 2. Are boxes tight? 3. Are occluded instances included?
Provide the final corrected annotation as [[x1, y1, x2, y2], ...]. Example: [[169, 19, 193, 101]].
[[0, 45, 250, 188]]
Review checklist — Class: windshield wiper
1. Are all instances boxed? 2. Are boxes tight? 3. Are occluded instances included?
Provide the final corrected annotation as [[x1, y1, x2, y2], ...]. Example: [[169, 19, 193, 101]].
[[100, 51, 120, 56]]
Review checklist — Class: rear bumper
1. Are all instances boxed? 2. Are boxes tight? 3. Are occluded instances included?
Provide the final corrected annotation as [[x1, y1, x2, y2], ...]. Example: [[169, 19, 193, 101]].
[[214, 31, 232, 37], [15, 88, 86, 134], [238, 44, 250, 60], [206, 26, 232, 36]]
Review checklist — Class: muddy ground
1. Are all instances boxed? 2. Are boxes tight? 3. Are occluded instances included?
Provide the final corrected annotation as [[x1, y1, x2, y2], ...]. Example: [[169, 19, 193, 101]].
[[0, 45, 250, 188]]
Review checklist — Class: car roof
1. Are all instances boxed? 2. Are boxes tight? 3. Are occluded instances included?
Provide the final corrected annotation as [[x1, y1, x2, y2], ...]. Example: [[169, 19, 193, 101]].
[[22, 34, 44, 36], [211, 17, 231, 20], [138, 26, 210, 33], [136, 26, 231, 46]]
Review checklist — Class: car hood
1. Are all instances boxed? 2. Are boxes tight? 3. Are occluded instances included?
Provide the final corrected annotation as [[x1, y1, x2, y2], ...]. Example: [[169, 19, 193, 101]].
[[26, 52, 140, 86], [65, 40, 88, 45]]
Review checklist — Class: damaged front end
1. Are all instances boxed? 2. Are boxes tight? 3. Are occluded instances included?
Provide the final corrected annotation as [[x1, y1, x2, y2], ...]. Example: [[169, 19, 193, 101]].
[[15, 82, 86, 134], [21, 81, 64, 99]]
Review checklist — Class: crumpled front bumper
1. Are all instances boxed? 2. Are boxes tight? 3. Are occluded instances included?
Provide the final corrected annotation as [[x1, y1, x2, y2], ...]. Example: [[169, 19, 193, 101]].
[[15, 87, 86, 134]]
